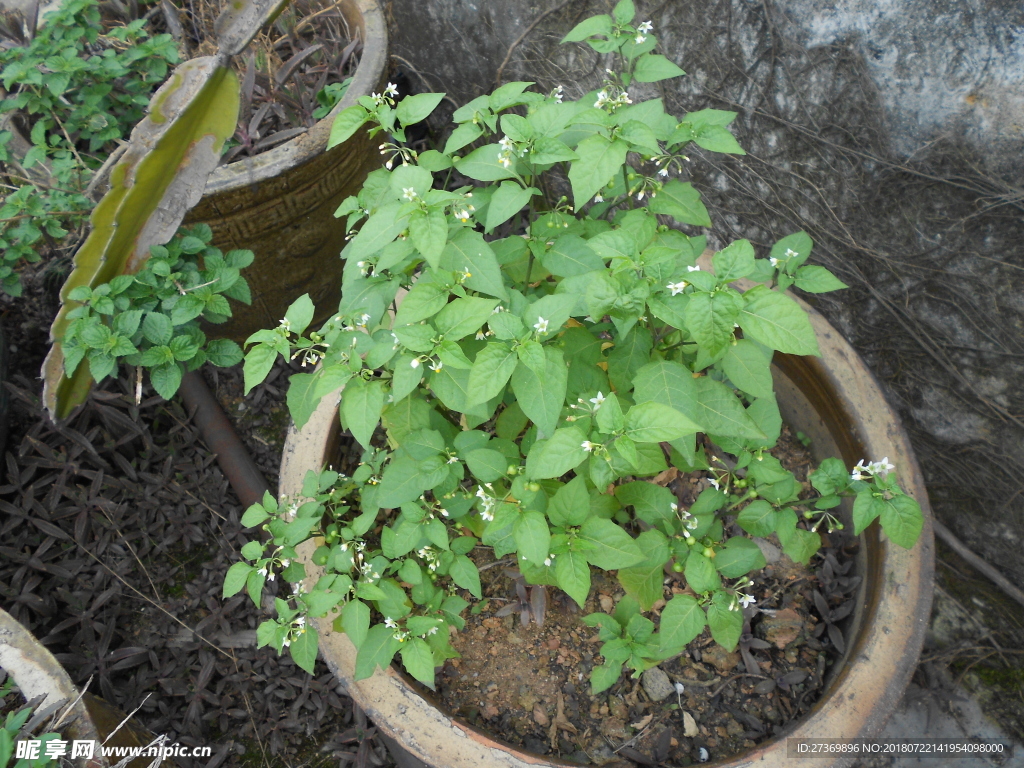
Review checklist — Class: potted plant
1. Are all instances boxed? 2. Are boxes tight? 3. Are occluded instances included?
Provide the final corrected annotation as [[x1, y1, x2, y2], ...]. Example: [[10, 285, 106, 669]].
[[183, 0, 389, 343], [229, 2, 932, 764]]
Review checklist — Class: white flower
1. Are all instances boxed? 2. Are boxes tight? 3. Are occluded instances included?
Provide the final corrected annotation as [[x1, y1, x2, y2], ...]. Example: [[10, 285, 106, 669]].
[[384, 82, 399, 98], [594, 193, 604, 203], [637, 21, 653, 33], [670, 502, 679, 513], [851, 459, 869, 481], [674, 682, 685, 695], [552, 85, 564, 103], [769, 257, 779, 267], [385, 617, 398, 629], [785, 248, 799, 258], [658, 167, 669, 177], [455, 209, 472, 222], [589, 391, 606, 409], [581, 441, 596, 452], [475, 331, 487, 340], [258, 567, 268, 577], [480, 509, 494, 522], [402, 187, 418, 201], [428, 626, 439, 635], [410, 358, 421, 368], [279, 318, 291, 332], [635, 34, 646, 44], [636, 191, 645, 201], [296, 616, 306, 627], [544, 557, 553, 566], [281, 559, 291, 568], [429, 359, 443, 372], [594, 90, 609, 108], [533, 317, 549, 334], [667, 281, 688, 295], [738, 593, 756, 609], [869, 457, 895, 476], [687, 265, 701, 272], [708, 477, 720, 491], [267, 571, 276, 582], [447, 455, 459, 464], [282, 638, 290, 648]]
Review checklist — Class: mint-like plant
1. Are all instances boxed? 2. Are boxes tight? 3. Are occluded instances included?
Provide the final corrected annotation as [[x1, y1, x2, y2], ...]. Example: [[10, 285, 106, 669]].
[[0, 0, 180, 295], [60, 225, 249, 400], [231, 0, 923, 690]]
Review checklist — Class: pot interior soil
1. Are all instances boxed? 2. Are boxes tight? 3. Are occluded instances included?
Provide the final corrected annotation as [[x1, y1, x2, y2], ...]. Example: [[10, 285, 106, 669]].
[[428, 426, 860, 766], [167, 0, 361, 161]]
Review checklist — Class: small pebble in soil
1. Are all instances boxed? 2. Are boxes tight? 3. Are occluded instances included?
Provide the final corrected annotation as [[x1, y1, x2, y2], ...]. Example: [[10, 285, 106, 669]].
[[641, 666, 675, 701]]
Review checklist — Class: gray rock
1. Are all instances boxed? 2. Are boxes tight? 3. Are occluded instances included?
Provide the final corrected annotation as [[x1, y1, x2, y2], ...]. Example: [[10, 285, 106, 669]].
[[641, 666, 675, 702]]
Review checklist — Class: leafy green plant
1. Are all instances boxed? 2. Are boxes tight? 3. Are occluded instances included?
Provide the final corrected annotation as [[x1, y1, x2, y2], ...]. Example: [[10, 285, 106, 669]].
[[60, 225, 249, 400], [0, 0, 180, 295], [0, 679, 59, 768], [233, 0, 924, 692]]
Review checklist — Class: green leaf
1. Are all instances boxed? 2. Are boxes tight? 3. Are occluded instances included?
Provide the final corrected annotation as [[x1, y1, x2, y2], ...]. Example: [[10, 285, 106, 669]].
[[684, 551, 721, 594], [616, 529, 669, 610], [693, 125, 745, 154], [648, 180, 711, 227], [142, 312, 173, 345], [467, 342, 517, 405], [608, 325, 652, 394], [450, 554, 482, 597], [569, 135, 629, 210], [738, 285, 820, 356], [346, 203, 409, 263], [205, 339, 243, 367], [595, 391, 625, 433], [243, 344, 278, 393], [542, 235, 603, 277], [400, 637, 437, 688], [150, 362, 182, 400], [555, 550, 591, 608], [614, 481, 674, 525], [409, 209, 449, 268], [736, 500, 778, 537], [712, 240, 756, 281], [706, 592, 743, 651], [284, 294, 315, 335], [341, 599, 370, 648], [525, 427, 588, 480], [684, 290, 743, 357], [580, 518, 643, 570], [223, 561, 253, 597], [659, 595, 706, 652], [354, 623, 402, 680], [435, 297, 500, 340], [523, 293, 579, 338], [770, 231, 813, 269], [396, 92, 445, 126], [341, 378, 385, 448], [547, 475, 591, 526], [590, 662, 623, 695], [624, 401, 701, 442], [455, 143, 517, 182], [511, 347, 568, 439], [440, 229, 508, 300], [289, 626, 319, 673], [287, 372, 321, 430], [633, 53, 686, 83], [444, 121, 484, 154], [879, 494, 923, 549], [613, 0, 635, 23], [714, 537, 767, 578], [693, 377, 765, 440], [328, 105, 369, 148], [465, 448, 508, 482], [722, 340, 773, 398], [795, 265, 848, 294], [515, 510, 551, 565], [485, 181, 537, 232], [562, 13, 612, 42], [394, 281, 449, 326]]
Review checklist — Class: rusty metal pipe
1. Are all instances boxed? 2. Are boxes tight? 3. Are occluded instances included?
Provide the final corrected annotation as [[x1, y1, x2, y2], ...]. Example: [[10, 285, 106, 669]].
[[178, 370, 270, 509]]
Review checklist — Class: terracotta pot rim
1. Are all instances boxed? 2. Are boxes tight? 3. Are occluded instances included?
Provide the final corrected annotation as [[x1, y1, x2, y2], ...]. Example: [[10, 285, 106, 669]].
[[202, 0, 388, 195], [280, 293, 935, 768]]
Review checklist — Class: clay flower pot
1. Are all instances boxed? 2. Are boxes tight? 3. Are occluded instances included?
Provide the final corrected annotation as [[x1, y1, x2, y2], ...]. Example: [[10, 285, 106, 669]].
[[280, 293, 934, 768], [185, 0, 389, 343]]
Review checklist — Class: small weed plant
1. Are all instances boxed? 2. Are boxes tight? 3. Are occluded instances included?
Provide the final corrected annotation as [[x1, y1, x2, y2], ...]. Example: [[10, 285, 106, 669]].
[[0, 0, 179, 295], [229, 0, 923, 691], [60, 226, 249, 400]]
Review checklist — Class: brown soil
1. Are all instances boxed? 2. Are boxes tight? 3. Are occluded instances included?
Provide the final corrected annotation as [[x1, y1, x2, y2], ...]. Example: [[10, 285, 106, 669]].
[[437, 427, 859, 766]]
